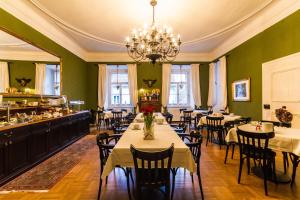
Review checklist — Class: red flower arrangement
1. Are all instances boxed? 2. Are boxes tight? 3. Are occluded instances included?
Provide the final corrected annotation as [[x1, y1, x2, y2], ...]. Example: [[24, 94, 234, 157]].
[[141, 106, 155, 130]]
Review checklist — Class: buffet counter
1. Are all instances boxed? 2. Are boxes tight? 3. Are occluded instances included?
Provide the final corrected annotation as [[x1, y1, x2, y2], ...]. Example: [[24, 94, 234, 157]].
[[0, 110, 91, 186]]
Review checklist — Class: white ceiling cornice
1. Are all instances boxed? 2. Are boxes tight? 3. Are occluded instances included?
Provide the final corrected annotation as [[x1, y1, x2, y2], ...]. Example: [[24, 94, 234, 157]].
[[0, 0, 86, 59], [0, 50, 60, 62], [85, 52, 214, 63], [1, 0, 300, 62], [212, 0, 300, 60]]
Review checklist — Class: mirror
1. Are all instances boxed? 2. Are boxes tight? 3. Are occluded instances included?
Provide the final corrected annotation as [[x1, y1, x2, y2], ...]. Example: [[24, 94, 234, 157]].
[[0, 29, 61, 96]]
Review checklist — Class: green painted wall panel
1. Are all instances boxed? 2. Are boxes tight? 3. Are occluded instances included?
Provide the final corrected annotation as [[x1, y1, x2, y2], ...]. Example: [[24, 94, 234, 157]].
[[0, 8, 87, 106], [8, 61, 36, 89], [227, 10, 300, 120]]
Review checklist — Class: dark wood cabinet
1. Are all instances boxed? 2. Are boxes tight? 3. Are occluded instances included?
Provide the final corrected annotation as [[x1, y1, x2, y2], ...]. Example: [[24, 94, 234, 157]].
[[0, 133, 7, 180], [7, 127, 30, 173], [29, 123, 49, 162], [0, 111, 90, 186]]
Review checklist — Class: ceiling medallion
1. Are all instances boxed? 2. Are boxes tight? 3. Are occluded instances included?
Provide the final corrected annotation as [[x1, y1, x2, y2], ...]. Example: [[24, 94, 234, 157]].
[[125, 0, 181, 64]]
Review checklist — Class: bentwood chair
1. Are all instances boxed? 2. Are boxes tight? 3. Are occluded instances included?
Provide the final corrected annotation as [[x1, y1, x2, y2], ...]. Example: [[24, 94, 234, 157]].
[[179, 108, 187, 122], [206, 116, 225, 149], [96, 133, 128, 200], [130, 144, 174, 200], [224, 118, 252, 164], [236, 128, 276, 196], [172, 131, 204, 200], [183, 110, 193, 131]]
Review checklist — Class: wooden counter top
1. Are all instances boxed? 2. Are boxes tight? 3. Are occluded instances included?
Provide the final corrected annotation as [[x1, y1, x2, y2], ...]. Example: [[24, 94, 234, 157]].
[[0, 110, 90, 132]]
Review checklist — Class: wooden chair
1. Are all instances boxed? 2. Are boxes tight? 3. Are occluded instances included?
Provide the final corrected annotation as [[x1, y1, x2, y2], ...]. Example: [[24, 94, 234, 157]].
[[194, 113, 203, 131], [206, 116, 225, 149], [179, 108, 187, 122], [236, 128, 276, 196], [96, 133, 128, 200], [130, 144, 174, 200], [172, 131, 204, 200], [183, 110, 193, 131]]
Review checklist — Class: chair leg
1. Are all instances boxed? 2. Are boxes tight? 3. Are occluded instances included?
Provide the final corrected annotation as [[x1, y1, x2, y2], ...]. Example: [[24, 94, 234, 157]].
[[97, 178, 103, 200], [126, 168, 132, 200], [171, 168, 177, 200], [238, 158, 244, 184], [283, 152, 287, 174], [206, 131, 209, 146], [246, 157, 250, 175], [231, 144, 235, 159], [290, 154, 300, 187], [191, 173, 194, 183], [263, 160, 268, 196], [197, 166, 204, 200], [105, 176, 108, 184], [224, 144, 229, 164]]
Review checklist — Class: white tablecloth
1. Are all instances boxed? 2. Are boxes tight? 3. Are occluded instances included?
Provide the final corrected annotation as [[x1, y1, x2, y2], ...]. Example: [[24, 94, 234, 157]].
[[198, 115, 241, 126], [101, 118, 196, 179], [225, 124, 300, 156]]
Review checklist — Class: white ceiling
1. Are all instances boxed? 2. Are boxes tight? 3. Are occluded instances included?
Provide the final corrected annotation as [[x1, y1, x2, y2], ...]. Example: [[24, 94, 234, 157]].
[[1, 0, 300, 61], [0, 30, 59, 61], [30, 0, 272, 52]]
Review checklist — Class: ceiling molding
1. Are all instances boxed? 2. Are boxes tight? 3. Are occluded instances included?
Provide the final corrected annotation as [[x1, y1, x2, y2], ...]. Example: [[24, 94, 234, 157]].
[[85, 52, 213, 62], [0, 50, 60, 62], [29, 0, 272, 47], [211, 0, 300, 60], [0, 0, 86, 59]]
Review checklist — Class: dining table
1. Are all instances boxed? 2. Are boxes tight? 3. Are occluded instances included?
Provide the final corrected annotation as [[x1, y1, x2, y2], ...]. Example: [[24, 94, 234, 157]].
[[101, 113, 196, 179], [225, 123, 300, 183]]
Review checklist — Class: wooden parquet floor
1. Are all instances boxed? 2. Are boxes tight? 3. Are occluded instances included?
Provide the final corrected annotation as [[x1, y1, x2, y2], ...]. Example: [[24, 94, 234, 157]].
[[0, 129, 299, 200]]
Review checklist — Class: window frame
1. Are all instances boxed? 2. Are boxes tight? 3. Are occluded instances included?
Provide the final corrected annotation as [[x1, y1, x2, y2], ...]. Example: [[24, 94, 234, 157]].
[[168, 65, 191, 107], [107, 65, 131, 108]]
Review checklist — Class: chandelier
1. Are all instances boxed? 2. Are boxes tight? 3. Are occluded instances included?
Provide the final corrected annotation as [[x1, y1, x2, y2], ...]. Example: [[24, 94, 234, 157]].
[[125, 0, 181, 64]]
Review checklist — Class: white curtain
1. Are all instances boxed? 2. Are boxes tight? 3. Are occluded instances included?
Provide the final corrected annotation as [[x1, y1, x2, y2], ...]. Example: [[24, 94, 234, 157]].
[[128, 64, 138, 111], [0, 62, 9, 93], [161, 63, 172, 111], [219, 56, 227, 110], [98, 64, 108, 108], [35, 63, 46, 94], [207, 62, 216, 108], [191, 64, 201, 108]]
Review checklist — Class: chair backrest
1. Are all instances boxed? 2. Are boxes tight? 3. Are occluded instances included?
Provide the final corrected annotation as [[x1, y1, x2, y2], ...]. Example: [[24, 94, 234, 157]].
[[179, 108, 187, 113], [206, 116, 224, 131], [130, 144, 174, 186], [236, 128, 275, 158], [183, 110, 193, 118], [179, 130, 202, 144], [96, 133, 115, 166], [186, 141, 202, 164], [164, 113, 173, 124]]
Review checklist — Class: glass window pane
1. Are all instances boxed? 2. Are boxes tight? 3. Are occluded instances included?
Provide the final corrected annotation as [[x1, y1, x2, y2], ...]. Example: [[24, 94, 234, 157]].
[[111, 84, 120, 94], [122, 95, 130, 105], [111, 95, 120, 105], [169, 84, 177, 94], [169, 94, 177, 105], [122, 84, 129, 94]]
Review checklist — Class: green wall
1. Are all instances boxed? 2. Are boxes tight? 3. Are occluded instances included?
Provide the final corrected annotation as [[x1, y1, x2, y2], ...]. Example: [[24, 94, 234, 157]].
[[227, 10, 300, 120], [8, 61, 35, 89], [86, 62, 209, 110], [0, 8, 88, 106]]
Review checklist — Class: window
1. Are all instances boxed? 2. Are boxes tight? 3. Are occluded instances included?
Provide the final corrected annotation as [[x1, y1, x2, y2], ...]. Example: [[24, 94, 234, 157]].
[[108, 65, 130, 107], [44, 64, 60, 95], [168, 65, 191, 106]]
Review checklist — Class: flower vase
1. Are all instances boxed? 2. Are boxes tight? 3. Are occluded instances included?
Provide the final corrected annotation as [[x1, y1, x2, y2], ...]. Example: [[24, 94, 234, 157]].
[[143, 122, 154, 140]]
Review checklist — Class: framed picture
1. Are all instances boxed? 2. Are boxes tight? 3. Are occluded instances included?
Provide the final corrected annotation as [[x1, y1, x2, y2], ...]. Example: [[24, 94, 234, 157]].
[[232, 78, 250, 101]]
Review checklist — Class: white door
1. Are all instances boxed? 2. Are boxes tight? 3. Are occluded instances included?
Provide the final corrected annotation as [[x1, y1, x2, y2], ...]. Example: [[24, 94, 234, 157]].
[[262, 52, 300, 128]]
